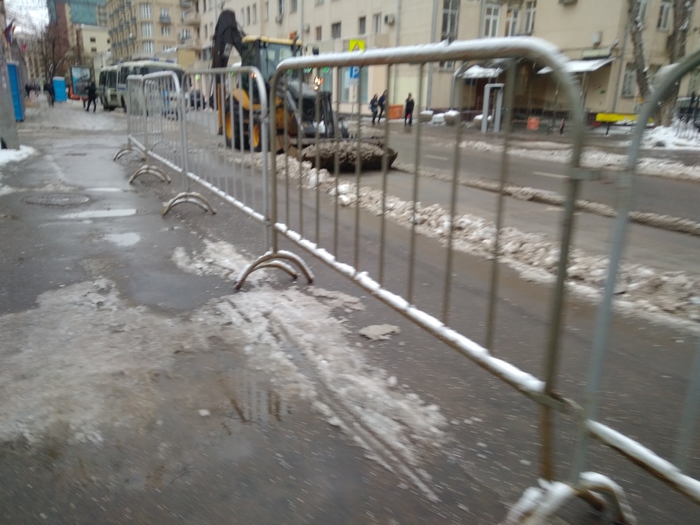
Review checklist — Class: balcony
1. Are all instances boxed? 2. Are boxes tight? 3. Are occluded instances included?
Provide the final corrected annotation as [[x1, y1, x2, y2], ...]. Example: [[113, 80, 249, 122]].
[[180, 0, 191, 7], [182, 11, 200, 26], [160, 14, 171, 24]]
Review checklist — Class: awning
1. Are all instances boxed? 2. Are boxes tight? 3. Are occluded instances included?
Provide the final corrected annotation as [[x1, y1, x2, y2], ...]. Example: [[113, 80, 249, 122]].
[[463, 65, 503, 79], [538, 57, 615, 75]]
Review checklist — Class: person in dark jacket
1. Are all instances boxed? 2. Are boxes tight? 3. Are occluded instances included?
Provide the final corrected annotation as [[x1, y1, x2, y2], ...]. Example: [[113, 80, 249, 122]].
[[404, 93, 415, 126], [377, 90, 387, 122], [86, 81, 98, 112], [369, 94, 379, 125], [44, 81, 55, 107]]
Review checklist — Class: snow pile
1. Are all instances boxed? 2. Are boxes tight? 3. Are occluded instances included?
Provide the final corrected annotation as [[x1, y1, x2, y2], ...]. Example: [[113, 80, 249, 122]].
[[643, 124, 700, 149], [460, 140, 700, 182], [269, 154, 700, 328], [0, 146, 35, 172]]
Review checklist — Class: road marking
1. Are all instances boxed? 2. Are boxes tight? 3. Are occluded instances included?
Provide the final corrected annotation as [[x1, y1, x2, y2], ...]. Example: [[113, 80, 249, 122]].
[[532, 171, 565, 179], [425, 154, 449, 161]]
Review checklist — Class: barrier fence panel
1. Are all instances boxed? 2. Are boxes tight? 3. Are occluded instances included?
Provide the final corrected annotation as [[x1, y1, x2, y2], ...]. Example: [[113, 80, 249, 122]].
[[111, 38, 700, 522], [167, 67, 273, 232], [564, 48, 700, 516], [233, 37, 643, 522]]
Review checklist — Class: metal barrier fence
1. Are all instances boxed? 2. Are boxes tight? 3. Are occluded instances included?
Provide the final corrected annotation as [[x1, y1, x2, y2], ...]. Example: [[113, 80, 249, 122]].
[[562, 49, 700, 518], [113, 38, 700, 522]]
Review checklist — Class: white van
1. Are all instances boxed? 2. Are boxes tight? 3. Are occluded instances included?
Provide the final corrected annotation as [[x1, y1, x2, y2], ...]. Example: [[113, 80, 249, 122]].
[[98, 65, 119, 110], [116, 60, 185, 112]]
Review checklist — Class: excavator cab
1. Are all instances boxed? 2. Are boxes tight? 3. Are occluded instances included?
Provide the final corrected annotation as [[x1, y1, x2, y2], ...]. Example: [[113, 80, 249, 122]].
[[213, 9, 349, 153]]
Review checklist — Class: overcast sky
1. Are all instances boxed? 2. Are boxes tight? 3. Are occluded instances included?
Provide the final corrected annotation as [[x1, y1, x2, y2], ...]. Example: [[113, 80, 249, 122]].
[[6, 0, 49, 31]]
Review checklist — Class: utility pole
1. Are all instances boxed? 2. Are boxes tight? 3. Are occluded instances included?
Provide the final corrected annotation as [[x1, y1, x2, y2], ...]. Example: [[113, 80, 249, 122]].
[[0, 0, 20, 149]]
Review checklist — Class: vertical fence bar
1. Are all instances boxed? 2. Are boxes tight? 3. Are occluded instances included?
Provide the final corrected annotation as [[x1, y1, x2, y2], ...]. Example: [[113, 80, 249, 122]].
[[485, 60, 516, 352], [676, 339, 700, 472], [407, 63, 425, 305], [353, 68, 363, 272], [314, 67, 322, 245], [297, 68, 304, 237], [441, 72, 466, 325], [378, 64, 392, 287], [333, 66, 341, 258]]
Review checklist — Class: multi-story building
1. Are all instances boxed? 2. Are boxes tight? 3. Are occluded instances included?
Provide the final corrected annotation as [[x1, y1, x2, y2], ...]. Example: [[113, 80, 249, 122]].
[[106, 0, 201, 62], [188, 1, 700, 120], [14, 32, 46, 83], [76, 25, 111, 63]]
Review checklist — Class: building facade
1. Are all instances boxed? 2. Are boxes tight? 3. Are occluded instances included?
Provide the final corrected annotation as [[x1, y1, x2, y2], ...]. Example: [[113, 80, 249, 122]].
[[106, 0, 201, 62], [107, 0, 700, 118], [76, 25, 111, 63]]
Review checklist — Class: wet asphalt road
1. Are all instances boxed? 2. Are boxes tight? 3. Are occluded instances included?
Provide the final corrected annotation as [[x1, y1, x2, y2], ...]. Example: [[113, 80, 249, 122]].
[[0, 103, 698, 524]]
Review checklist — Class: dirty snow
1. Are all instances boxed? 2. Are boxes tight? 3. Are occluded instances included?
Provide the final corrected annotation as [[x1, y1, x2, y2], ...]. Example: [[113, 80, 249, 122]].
[[0, 145, 36, 169], [359, 324, 401, 340], [0, 279, 240, 444], [640, 124, 700, 150], [172, 241, 450, 497], [460, 139, 700, 183], [255, 153, 700, 330]]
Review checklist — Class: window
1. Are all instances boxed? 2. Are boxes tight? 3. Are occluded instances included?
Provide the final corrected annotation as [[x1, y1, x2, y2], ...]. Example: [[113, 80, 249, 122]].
[[143, 41, 154, 53], [160, 7, 169, 18], [141, 22, 153, 37], [637, 0, 648, 24], [622, 64, 636, 97], [657, 1, 671, 30], [252, 4, 257, 22], [278, 0, 284, 16], [291, 0, 297, 13], [181, 28, 191, 40], [358, 16, 366, 35], [247, 6, 250, 24], [139, 3, 151, 18], [107, 39, 110, 43], [505, 7, 519, 36], [265, 2, 269, 20], [315, 25, 322, 40], [203, 0, 206, 11], [524, 0, 536, 34], [441, 0, 459, 42], [316, 0, 324, 4], [373, 13, 381, 34], [484, 4, 500, 38], [90, 36, 96, 42], [331, 22, 341, 39], [91, 47, 97, 52], [162, 25, 171, 36]]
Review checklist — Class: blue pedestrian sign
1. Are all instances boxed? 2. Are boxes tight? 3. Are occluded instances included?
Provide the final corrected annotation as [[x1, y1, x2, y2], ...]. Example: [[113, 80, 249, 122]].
[[349, 66, 360, 86]]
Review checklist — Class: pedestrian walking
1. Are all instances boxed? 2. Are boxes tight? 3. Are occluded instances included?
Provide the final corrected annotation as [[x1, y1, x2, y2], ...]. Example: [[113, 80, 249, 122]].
[[377, 90, 387, 122], [86, 81, 98, 112], [25, 83, 32, 99], [369, 94, 379, 125], [404, 93, 415, 126], [559, 118, 565, 135], [44, 81, 55, 107]]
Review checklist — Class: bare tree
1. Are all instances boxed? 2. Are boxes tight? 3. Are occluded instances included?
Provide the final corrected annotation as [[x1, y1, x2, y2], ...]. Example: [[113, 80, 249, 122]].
[[627, 0, 696, 126]]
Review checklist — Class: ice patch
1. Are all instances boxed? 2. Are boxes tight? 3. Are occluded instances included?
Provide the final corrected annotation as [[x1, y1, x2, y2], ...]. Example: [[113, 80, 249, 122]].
[[0, 146, 36, 169], [104, 232, 140, 247], [359, 324, 401, 340]]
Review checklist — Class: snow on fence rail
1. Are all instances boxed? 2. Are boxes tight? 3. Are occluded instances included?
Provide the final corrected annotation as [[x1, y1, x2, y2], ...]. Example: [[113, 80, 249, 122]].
[[113, 39, 700, 523]]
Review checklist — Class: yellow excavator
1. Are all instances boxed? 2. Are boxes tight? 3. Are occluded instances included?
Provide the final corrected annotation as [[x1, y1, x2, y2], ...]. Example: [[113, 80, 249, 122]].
[[211, 9, 349, 152]]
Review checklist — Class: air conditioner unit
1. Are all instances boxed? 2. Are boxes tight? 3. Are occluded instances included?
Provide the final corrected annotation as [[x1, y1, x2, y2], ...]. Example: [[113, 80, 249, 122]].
[[384, 14, 395, 26], [303, 23, 310, 33], [592, 31, 602, 46], [275, 14, 284, 24]]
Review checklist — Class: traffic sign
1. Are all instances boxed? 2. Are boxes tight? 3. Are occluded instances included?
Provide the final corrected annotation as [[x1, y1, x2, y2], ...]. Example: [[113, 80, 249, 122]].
[[348, 39, 365, 52], [348, 66, 359, 86]]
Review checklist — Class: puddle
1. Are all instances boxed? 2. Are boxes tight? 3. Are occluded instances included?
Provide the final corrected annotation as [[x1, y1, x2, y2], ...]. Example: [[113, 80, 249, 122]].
[[104, 233, 140, 247], [59, 209, 137, 219], [221, 370, 290, 426]]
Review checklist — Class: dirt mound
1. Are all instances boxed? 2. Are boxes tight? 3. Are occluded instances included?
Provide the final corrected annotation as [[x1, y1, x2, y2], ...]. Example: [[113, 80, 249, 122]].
[[301, 142, 398, 172]]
